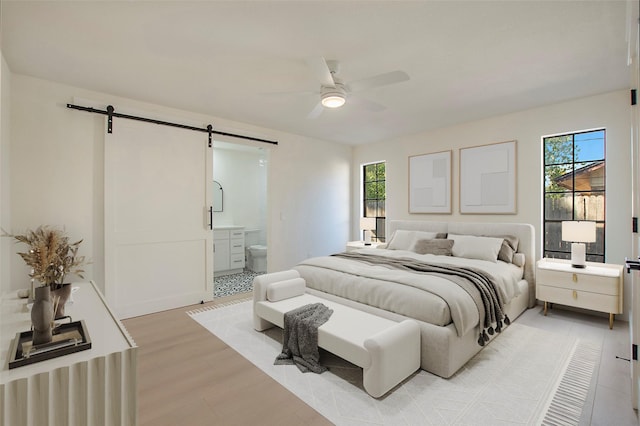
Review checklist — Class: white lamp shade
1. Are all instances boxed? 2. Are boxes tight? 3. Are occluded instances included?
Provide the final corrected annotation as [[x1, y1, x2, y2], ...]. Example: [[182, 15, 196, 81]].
[[562, 221, 596, 243], [360, 217, 376, 230]]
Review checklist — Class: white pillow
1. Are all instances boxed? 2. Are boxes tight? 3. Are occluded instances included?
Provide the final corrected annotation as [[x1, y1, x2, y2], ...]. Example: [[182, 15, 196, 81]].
[[387, 230, 437, 251], [449, 234, 504, 262], [267, 277, 306, 302]]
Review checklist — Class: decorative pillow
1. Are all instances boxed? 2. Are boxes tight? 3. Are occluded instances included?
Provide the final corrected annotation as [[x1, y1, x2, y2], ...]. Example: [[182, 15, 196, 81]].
[[512, 253, 526, 267], [267, 277, 306, 302], [387, 230, 437, 250], [412, 239, 454, 256], [496, 235, 519, 263], [449, 234, 504, 262]]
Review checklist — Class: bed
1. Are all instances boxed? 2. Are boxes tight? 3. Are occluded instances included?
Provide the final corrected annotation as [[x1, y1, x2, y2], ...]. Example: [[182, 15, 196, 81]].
[[293, 220, 535, 378]]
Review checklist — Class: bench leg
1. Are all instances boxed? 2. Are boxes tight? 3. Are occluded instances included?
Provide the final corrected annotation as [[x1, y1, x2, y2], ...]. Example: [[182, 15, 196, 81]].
[[363, 320, 421, 398]]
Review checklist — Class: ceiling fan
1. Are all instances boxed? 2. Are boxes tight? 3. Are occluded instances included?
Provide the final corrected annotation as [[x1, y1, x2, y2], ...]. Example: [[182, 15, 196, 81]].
[[304, 57, 410, 119]]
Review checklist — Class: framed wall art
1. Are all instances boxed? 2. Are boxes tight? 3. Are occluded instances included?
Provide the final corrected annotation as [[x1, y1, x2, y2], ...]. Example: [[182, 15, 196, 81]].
[[459, 140, 517, 214], [409, 150, 452, 214]]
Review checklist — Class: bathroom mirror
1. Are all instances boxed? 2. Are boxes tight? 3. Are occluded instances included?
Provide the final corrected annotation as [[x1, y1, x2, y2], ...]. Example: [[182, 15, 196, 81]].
[[213, 180, 223, 212]]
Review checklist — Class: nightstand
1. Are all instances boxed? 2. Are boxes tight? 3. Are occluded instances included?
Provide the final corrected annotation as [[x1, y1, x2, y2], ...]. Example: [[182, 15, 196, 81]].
[[536, 258, 623, 329], [346, 241, 382, 252]]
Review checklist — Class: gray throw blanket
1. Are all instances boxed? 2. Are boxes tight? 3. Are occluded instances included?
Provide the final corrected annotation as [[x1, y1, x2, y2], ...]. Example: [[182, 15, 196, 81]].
[[332, 252, 510, 346], [275, 303, 333, 373]]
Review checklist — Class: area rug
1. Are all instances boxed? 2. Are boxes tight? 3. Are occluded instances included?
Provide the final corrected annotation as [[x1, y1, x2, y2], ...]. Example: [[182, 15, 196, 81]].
[[188, 300, 601, 425]]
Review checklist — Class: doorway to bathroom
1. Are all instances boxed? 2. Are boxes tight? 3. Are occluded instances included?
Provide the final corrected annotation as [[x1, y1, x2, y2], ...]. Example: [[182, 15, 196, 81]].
[[212, 141, 268, 298]]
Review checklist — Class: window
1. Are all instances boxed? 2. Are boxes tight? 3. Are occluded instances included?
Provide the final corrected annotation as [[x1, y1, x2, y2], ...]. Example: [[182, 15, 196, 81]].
[[543, 129, 605, 262], [363, 162, 386, 242]]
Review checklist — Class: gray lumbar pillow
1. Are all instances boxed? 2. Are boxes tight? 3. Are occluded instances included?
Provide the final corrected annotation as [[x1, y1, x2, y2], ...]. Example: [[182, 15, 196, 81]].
[[412, 239, 454, 256], [497, 235, 519, 263]]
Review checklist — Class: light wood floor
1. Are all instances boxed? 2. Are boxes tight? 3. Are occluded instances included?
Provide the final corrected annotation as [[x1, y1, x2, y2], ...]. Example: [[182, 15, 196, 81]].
[[122, 293, 332, 426], [123, 293, 640, 425]]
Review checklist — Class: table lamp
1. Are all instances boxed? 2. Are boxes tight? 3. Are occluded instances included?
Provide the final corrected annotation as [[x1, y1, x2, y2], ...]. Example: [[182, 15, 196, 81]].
[[561, 221, 596, 268], [360, 217, 377, 245]]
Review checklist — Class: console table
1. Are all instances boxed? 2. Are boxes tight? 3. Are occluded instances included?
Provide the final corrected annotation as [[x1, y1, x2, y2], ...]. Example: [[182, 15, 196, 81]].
[[0, 281, 137, 426]]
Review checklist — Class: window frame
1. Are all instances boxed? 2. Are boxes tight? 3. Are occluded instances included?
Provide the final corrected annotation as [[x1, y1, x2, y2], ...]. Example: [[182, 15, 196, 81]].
[[542, 129, 606, 262], [362, 161, 386, 242]]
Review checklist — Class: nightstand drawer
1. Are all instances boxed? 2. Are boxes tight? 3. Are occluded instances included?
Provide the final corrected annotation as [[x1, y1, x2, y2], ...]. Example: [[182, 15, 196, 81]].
[[536, 285, 621, 314], [536, 268, 619, 296]]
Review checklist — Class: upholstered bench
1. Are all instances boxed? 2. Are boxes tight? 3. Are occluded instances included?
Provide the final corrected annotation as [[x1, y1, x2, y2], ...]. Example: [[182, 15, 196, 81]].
[[253, 269, 420, 398]]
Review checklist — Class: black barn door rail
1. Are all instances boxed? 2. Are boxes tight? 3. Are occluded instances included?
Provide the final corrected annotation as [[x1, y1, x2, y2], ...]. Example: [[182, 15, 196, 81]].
[[66, 103, 278, 147]]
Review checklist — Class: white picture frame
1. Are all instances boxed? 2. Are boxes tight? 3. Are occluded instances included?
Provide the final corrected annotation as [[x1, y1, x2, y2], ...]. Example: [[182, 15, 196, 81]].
[[409, 150, 452, 214], [459, 140, 517, 214]]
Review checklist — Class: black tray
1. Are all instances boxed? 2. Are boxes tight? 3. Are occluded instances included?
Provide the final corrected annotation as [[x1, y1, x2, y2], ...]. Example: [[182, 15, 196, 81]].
[[8, 320, 91, 369]]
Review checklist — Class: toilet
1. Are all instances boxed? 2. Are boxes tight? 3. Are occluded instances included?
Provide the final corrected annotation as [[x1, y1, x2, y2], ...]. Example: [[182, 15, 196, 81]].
[[245, 229, 267, 273]]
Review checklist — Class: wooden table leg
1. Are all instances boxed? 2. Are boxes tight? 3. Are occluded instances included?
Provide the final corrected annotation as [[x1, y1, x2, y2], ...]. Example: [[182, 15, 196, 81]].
[[610, 313, 614, 329]]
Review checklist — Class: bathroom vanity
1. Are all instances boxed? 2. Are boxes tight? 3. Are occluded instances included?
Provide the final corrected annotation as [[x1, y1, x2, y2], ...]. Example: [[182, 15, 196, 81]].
[[213, 226, 245, 275]]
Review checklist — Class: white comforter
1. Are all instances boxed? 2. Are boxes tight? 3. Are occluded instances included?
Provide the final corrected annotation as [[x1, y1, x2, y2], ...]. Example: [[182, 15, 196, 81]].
[[294, 248, 523, 337]]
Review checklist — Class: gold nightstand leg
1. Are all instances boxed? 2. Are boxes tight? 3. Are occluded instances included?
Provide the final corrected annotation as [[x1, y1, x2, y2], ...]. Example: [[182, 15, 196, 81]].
[[609, 313, 614, 330], [543, 301, 548, 316]]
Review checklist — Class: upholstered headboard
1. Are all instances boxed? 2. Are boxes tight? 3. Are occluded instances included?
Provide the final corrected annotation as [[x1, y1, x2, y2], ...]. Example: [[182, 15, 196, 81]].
[[387, 220, 536, 307]]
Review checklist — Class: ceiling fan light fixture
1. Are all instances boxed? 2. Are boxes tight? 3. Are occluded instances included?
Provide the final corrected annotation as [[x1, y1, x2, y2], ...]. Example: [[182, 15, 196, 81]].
[[320, 84, 347, 108], [321, 94, 346, 108]]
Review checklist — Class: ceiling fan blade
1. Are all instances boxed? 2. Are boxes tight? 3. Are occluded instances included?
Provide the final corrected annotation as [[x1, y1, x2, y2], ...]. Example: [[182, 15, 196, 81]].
[[349, 95, 386, 112], [306, 102, 324, 119], [305, 57, 335, 88], [261, 89, 316, 97], [347, 70, 409, 93]]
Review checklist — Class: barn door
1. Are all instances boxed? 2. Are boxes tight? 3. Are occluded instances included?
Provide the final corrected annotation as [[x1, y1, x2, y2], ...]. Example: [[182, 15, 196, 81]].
[[632, 96, 640, 410], [630, 8, 640, 408], [631, 112, 640, 410], [105, 118, 213, 318]]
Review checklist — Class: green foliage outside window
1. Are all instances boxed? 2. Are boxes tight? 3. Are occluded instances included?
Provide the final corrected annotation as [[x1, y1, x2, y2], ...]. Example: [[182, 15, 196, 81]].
[[364, 163, 386, 199], [544, 135, 577, 197], [363, 162, 386, 241]]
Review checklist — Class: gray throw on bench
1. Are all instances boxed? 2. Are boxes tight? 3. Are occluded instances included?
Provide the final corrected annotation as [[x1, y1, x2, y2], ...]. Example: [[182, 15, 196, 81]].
[[275, 302, 334, 373]]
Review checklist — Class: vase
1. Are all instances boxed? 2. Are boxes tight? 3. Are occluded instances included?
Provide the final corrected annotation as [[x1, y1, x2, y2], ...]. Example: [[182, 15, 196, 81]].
[[31, 285, 53, 345], [51, 283, 72, 319]]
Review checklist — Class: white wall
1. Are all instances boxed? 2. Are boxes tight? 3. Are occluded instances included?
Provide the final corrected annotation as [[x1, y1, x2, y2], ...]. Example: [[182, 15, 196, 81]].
[[353, 90, 633, 319], [212, 145, 267, 237], [269, 131, 352, 268], [5, 73, 351, 295], [1, 53, 11, 293]]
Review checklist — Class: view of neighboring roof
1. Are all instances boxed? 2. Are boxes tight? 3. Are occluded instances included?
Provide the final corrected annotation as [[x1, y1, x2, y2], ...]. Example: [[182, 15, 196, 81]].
[[553, 160, 605, 191]]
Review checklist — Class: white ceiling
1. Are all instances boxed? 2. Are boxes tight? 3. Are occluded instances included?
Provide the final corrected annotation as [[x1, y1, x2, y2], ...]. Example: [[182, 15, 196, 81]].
[[1, 1, 634, 145]]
